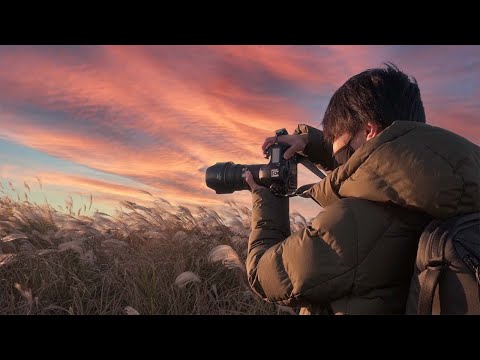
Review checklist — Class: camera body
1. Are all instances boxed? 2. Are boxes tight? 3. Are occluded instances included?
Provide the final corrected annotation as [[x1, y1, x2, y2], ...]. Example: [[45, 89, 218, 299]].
[[205, 141, 298, 196], [255, 142, 298, 196]]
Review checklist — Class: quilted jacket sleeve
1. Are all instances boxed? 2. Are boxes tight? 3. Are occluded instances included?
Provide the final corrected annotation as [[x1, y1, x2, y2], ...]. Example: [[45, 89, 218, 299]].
[[246, 187, 357, 307]]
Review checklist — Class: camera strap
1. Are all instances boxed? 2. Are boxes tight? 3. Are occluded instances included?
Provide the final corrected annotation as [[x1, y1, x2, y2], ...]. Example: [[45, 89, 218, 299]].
[[296, 155, 327, 181], [291, 156, 326, 205]]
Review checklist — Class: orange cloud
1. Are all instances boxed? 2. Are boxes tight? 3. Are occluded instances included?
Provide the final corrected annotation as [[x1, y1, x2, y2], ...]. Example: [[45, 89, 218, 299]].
[[0, 45, 478, 218]]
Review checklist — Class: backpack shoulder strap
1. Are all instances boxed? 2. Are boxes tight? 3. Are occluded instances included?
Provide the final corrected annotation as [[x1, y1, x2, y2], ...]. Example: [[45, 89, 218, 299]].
[[417, 214, 480, 315], [417, 222, 448, 315], [418, 263, 444, 315]]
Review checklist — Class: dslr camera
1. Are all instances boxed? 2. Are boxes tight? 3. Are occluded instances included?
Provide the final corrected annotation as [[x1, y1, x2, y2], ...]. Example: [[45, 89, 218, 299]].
[[205, 129, 298, 196]]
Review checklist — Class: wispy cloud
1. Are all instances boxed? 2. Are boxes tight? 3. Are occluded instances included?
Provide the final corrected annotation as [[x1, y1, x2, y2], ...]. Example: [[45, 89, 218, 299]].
[[0, 45, 478, 216]]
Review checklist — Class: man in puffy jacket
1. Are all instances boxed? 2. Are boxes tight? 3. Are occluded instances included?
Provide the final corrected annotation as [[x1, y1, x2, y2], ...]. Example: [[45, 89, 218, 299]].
[[244, 63, 480, 314]]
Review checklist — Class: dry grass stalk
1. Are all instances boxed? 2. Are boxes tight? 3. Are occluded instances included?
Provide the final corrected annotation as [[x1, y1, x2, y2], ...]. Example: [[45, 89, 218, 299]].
[[0, 180, 312, 315]]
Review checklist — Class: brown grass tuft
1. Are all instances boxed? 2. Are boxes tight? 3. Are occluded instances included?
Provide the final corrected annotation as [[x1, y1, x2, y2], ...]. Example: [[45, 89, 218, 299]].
[[0, 183, 309, 315]]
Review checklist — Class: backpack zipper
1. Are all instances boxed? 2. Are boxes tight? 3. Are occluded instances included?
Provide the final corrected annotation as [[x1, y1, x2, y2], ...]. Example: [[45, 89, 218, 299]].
[[464, 254, 480, 285]]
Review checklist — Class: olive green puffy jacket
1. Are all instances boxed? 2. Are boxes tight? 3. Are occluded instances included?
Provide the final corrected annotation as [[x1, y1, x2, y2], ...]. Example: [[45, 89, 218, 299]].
[[246, 121, 480, 314]]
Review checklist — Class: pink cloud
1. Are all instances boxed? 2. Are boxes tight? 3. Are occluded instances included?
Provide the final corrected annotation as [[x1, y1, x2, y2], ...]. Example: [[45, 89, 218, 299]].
[[0, 45, 477, 216]]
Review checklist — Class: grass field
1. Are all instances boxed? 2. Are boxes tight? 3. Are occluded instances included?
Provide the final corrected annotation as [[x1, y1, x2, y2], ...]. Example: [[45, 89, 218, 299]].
[[0, 184, 307, 315]]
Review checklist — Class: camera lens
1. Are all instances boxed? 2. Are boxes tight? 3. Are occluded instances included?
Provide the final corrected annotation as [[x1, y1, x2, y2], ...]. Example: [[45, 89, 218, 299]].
[[205, 162, 244, 194], [206, 162, 262, 194]]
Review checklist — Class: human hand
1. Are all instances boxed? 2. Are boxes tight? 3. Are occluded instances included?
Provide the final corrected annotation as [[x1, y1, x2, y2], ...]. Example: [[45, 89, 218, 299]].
[[245, 171, 265, 191], [262, 133, 309, 160]]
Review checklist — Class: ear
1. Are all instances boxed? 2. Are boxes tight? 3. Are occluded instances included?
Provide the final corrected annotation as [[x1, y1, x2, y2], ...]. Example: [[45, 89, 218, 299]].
[[365, 122, 381, 141]]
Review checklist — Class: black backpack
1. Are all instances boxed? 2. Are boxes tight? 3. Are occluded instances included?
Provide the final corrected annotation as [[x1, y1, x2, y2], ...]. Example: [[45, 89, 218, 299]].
[[406, 213, 480, 315]]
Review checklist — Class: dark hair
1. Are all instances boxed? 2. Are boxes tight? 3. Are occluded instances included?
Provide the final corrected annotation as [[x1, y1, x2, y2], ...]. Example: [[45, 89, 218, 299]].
[[322, 63, 426, 145]]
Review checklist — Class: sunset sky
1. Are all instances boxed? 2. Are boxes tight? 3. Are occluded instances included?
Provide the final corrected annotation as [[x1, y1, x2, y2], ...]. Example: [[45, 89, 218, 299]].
[[0, 45, 478, 219]]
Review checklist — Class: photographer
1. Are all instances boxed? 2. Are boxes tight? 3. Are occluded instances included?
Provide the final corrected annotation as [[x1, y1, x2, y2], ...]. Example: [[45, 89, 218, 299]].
[[244, 63, 480, 315]]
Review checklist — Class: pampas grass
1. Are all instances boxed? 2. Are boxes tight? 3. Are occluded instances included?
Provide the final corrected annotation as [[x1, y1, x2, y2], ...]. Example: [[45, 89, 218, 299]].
[[2, 233, 28, 242], [175, 271, 201, 288], [124, 306, 140, 315], [0, 180, 307, 315], [208, 245, 245, 272], [0, 254, 16, 266]]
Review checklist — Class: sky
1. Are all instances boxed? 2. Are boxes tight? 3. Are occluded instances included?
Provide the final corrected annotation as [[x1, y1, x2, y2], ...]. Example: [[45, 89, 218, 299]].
[[0, 45, 478, 219]]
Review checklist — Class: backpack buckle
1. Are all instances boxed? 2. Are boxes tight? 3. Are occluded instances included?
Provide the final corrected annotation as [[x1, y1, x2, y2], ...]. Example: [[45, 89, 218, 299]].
[[427, 259, 445, 271]]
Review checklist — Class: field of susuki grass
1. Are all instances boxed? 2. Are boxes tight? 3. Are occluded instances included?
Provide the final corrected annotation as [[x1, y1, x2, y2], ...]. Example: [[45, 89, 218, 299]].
[[0, 181, 309, 315]]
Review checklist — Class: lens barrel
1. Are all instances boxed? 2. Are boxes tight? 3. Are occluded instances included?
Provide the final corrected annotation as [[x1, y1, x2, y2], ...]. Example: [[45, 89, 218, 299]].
[[206, 162, 262, 194]]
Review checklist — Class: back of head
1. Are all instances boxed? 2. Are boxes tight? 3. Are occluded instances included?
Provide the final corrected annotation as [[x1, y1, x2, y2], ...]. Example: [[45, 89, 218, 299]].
[[322, 63, 426, 145]]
